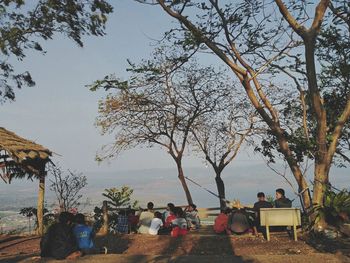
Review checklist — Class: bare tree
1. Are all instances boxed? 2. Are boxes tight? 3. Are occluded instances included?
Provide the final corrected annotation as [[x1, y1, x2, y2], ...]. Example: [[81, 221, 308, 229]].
[[49, 164, 87, 212], [91, 48, 230, 204], [191, 89, 256, 209]]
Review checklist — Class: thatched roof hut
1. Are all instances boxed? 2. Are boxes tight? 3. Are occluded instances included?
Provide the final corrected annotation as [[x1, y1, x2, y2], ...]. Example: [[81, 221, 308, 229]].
[[0, 127, 52, 182], [0, 127, 53, 235]]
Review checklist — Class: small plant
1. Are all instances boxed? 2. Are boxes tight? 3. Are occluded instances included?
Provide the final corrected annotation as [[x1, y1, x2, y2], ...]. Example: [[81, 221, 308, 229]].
[[312, 187, 350, 229], [93, 186, 139, 232], [103, 186, 139, 211], [266, 195, 274, 205]]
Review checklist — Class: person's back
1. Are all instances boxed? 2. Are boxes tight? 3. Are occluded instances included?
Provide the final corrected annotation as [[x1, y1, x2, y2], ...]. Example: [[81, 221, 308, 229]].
[[214, 212, 229, 234], [73, 223, 94, 249], [138, 202, 154, 234], [171, 207, 188, 237], [149, 212, 163, 235], [228, 209, 251, 234], [41, 212, 80, 260], [253, 200, 273, 211]]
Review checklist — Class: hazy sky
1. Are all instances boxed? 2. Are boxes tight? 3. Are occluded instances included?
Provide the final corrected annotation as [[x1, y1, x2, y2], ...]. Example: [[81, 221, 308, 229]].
[[0, 1, 261, 172], [0, 1, 349, 201]]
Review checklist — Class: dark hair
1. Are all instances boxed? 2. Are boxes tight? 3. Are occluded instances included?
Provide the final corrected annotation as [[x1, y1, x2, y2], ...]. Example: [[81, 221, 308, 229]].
[[75, 213, 85, 225], [154, 211, 162, 219], [223, 207, 231, 214], [59, 212, 74, 224], [276, 188, 285, 197], [257, 192, 265, 198], [174, 207, 184, 218], [147, 202, 154, 210], [189, 203, 197, 210], [167, 203, 175, 210]]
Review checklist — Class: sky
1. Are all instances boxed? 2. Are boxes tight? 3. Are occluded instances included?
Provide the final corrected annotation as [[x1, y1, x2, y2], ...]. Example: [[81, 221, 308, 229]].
[[0, 1, 349, 209]]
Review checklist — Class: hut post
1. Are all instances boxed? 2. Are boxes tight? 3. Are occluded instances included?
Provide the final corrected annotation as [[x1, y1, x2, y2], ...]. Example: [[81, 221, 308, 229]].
[[37, 169, 46, 236]]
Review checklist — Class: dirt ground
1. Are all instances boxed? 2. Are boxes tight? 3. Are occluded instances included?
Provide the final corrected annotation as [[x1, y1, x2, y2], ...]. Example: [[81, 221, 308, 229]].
[[0, 227, 349, 262]]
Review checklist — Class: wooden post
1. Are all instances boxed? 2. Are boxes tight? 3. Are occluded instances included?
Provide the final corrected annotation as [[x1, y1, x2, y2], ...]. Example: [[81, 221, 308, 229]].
[[293, 210, 297, 241], [265, 213, 270, 241], [99, 200, 109, 236], [37, 174, 45, 236]]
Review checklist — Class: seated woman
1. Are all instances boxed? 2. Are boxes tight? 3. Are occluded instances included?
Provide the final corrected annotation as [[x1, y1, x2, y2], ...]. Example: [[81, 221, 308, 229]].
[[184, 203, 200, 230], [171, 207, 188, 237], [158, 206, 177, 235], [213, 208, 231, 234]]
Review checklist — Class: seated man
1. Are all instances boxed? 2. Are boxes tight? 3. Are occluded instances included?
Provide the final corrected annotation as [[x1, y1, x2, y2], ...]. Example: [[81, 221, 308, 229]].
[[138, 202, 155, 234], [213, 207, 231, 234], [41, 212, 81, 260], [274, 188, 292, 208], [253, 192, 273, 233], [73, 213, 107, 255]]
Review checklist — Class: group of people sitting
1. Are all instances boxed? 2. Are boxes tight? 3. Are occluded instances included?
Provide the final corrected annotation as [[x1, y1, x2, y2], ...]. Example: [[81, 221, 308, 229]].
[[40, 212, 107, 260], [137, 202, 200, 237], [214, 188, 292, 236]]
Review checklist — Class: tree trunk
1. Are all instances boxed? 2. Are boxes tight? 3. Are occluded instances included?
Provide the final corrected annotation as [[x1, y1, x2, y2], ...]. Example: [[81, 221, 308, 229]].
[[37, 174, 45, 236], [215, 173, 226, 211], [304, 35, 329, 228], [98, 200, 109, 236], [176, 161, 193, 204]]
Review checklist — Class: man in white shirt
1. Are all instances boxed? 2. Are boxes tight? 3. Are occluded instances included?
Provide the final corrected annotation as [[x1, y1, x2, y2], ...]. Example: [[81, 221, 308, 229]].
[[149, 211, 163, 235]]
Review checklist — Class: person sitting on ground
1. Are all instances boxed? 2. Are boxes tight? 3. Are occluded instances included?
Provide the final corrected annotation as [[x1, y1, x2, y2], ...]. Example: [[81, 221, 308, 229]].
[[214, 207, 231, 234], [117, 210, 129, 234], [274, 188, 292, 208], [73, 213, 107, 255], [162, 203, 175, 222], [184, 203, 200, 230], [159, 206, 177, 235], [171, 207, 188, 237], [149, 211, 164, 235], [138, 202, 155, 234], [40, 212, 81, 260], [127, 209, 139, 233], [227, 201, 256, 235]]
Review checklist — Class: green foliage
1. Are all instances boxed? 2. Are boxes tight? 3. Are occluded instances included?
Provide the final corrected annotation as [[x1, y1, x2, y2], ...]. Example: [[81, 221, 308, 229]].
[[93, 186, 138, 232], [0, 0, 113, 102], [102, 186, 139, 211], [19, 206, 54, 232], [312, 188, 350, 229], [266, 195, 274, 205]]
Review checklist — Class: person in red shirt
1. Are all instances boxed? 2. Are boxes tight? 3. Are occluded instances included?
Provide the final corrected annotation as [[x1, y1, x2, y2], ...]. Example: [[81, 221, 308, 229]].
[[214, 208, 231, 234]]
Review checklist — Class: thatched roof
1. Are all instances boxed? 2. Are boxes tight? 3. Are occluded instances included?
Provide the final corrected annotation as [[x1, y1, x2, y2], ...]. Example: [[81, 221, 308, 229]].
[[0, 127, 52, 181]]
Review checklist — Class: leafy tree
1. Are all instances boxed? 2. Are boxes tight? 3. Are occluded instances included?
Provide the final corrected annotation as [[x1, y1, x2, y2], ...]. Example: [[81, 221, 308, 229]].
[[19, 206, 54, 233], [136, 0, 350, 226], [49, 164, 87, 212], [0, 0, 113, 102], [91, 48, 229, 204], [102, 186, 139, 211], [93, 186, 138, 232]]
